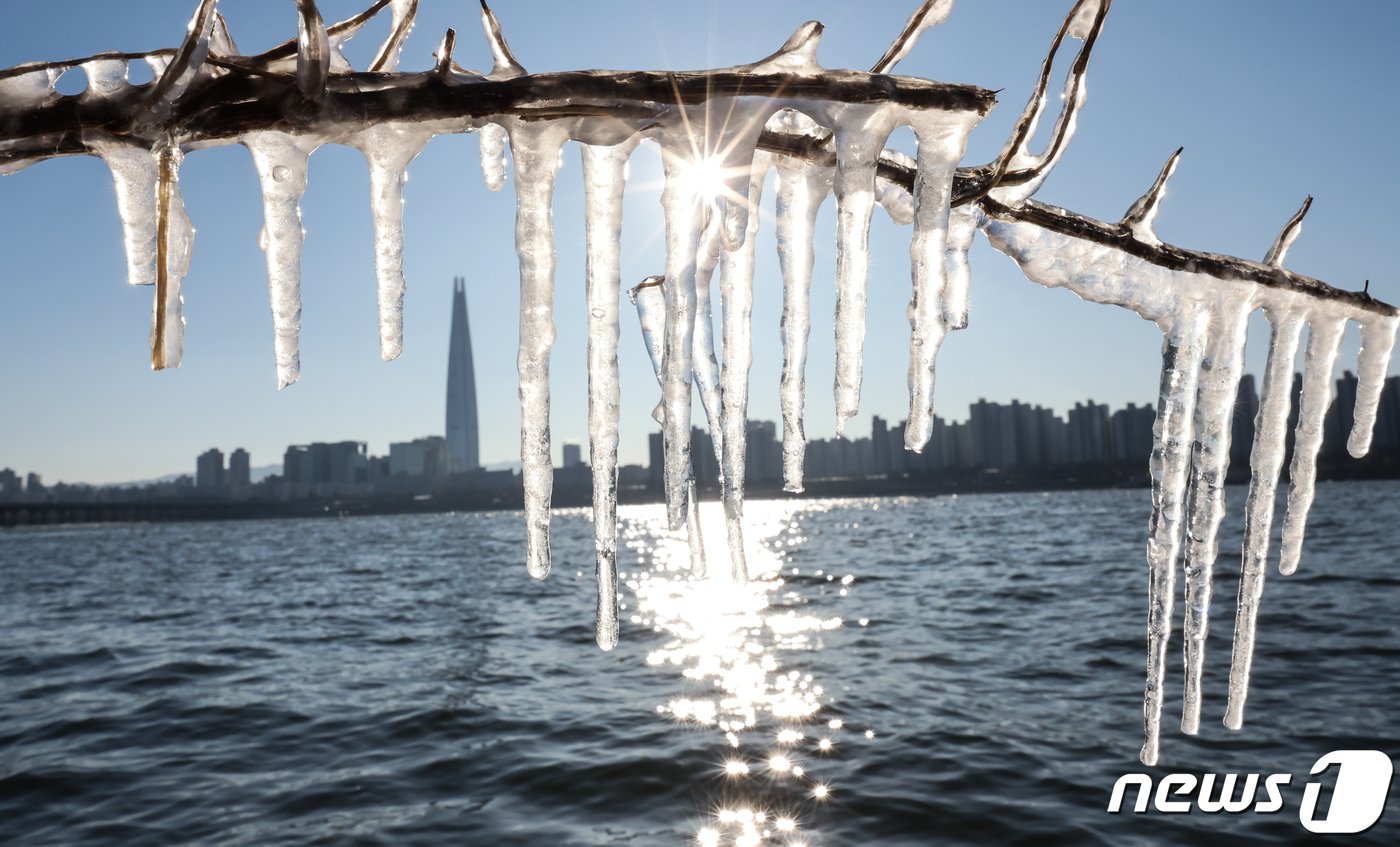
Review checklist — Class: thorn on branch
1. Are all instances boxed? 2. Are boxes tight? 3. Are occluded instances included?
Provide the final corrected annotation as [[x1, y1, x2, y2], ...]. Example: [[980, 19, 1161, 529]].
[[479, 0, 526, 78], [871, 0, 955, 75], [1119, 146, 1182, 243], [1264, 195, 1312, 268], [435, 29, 457, 76], [296, 0, 331, 99]]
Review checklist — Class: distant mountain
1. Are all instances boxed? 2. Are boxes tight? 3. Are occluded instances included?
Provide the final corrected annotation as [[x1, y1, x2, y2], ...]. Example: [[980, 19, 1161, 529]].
[[107, 464, 281, 488]]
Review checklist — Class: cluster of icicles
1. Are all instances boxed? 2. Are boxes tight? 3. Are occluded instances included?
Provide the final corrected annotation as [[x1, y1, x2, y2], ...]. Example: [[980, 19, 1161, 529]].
[[3, 0, 1396, 766]]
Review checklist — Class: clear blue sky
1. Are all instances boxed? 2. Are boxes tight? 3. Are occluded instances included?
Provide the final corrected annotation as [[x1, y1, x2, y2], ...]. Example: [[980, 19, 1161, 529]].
[[1, 1, 1397, 484]]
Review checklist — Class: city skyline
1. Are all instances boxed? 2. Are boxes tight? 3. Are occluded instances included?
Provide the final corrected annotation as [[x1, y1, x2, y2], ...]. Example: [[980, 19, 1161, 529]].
[[2, 2, 1397, 484]]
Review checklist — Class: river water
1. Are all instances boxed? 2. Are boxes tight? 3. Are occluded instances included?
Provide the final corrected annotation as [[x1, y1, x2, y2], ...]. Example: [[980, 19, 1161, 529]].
[[2, 482, 1397, 845]]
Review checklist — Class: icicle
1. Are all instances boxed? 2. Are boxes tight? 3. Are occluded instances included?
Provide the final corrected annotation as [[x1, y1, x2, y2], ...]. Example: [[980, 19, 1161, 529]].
[[245, 131, 315, 389], [509, 121, 569, 580], [747, 21, 824, 75], [629, 276, 667, 424], [1346, 315, 1399, 457], [657, 134, 708, 531], [581, 139, 637, 650], [693, 214, 726, 465], [369, 0, 417, 73], [1140, 308, 1208, 767], [941, 204, 981, 330], [870, 0, 956, 74], [91, 142, 159, 287], [1179, 296, 1252, 736], [717, 153, 769, 581], [140, 0, 219, 125], [686, 479, 707, 578], [1278, 316, 1347, 575], [775, 145, 829, 492], [1119, 148, 1182, 246], [352, 124, 433, 362], [479, 0, 527, 78], [905, 112, 977, 450], [295, 0, 330, 99], [1225, 304, 1305, 731], [478, 124, 509, 191], [1263, 197, 1312, 268], [830, 105, 897, 434], [0, 65, 62, 109]]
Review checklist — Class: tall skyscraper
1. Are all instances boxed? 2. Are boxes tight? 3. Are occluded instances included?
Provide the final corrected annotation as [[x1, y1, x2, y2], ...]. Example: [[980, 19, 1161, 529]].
[[445, 277, 480, 473]]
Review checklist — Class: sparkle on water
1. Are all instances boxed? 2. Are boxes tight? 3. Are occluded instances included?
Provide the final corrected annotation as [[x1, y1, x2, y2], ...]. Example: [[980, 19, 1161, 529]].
[[623, 499, 868, 846]]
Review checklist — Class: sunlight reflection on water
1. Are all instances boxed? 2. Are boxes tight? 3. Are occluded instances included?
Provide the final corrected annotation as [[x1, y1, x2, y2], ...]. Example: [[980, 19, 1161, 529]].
[[621, 500, 858, 846]]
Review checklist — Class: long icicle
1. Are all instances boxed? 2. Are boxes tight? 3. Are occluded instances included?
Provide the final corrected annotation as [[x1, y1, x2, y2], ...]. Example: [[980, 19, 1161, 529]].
[[93, 142, 160, 287], [1225, 304, 1305, 730], [580, 140, 634, 650], [246, 131, 314, 388], [905, 114, 973, 450], [831, 106, 896, 435], [1179, 296, 1252, 736], [1278, 316, 1347, 575], [693, 214, 727, 468], [776, 150, 829, 492], [355, 125, 432, 362], [1140, 307, 1207, 767], [151, 145, 194, 371], [509, 122, 569, 580], [718, 153, 769, 581], [657, 134, 707, 531]]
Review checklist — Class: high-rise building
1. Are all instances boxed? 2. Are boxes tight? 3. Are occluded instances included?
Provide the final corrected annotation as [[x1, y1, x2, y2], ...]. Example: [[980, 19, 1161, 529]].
[[196, 448, 225, 488], [562, 442, 583, 468], [445, 277, 480, 473], [228, 448, 251, 486]]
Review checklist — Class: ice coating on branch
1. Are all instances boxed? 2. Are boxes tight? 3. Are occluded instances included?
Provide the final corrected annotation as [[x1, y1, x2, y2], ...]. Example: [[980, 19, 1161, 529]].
[[246, 131, 315, 389], [1348, 315, 1400, 457], [831, 105, 897, 434], [1119, 148, 1181, 246], [141, 0, 218, 125], [296, 0, 331, 99], [904, 112, 978, 450], [1140, 310, 1206, 767], [870, 0, 956, 75], [581, 140, 636, 650], [148, 146, 194, 371], [775, 124, 832, 492], [370, 0, 417, 73], [210, 12, 238, 58], [1225, 303, 1305, 731], [1179, 296, 1251, 736], [479, 0, 526, 79], [92, 142, 159, 287], [717, 152, 770, 582], [509, 121, 569, 580], [1278, 317, 1347, 576], [747, 22, 825, 76], [876, 154, 916, 225], [986, 0, 1104, 206], [479, 124, 509, 191], [351, 124, 433, 362]]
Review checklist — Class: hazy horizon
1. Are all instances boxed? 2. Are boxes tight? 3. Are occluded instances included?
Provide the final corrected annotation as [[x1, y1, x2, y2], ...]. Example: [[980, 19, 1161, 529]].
[[3, 1, 1397, 485]]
